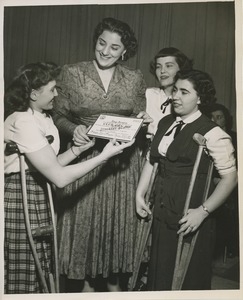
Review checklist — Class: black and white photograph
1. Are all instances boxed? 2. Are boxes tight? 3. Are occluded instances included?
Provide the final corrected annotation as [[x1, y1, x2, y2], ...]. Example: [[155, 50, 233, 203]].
[[1, 0, 242, 299]]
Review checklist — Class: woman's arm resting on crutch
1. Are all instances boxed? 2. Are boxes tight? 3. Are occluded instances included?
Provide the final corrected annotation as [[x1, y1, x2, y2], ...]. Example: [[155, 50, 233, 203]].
[[178, 170, 238, 235], [178, 127, 237, 235]]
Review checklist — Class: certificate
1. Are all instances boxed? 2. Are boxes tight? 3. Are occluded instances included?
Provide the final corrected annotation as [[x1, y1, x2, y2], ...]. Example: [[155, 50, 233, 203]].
[[87, 114, 144, 142]]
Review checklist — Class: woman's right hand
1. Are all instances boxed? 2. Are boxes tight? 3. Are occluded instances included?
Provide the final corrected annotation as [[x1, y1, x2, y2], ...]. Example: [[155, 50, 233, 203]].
[[73, 125, 92, 146], [72, 139, 96, 156], [136, 194, 152, 218], [100, 139, 135, 160]]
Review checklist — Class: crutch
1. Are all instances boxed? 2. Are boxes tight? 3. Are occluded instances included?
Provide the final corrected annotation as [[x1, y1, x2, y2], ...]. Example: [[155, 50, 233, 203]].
[[5, 136, 59, 293], [171, 133, 214, 290], [128, 162, 158, 291]]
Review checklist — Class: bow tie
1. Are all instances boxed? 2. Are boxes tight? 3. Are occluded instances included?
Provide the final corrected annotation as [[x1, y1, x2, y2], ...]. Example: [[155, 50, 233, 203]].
[[161, 98, 172, 113], [164, 120, 185, 138]]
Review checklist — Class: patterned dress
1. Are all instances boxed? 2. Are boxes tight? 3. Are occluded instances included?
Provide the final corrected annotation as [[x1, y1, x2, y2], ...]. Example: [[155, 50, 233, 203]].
[[53, 61, 146, 279]]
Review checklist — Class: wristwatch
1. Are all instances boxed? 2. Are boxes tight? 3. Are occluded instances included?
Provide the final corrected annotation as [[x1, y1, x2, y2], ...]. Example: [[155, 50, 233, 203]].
[[201, 204, 210, 215]]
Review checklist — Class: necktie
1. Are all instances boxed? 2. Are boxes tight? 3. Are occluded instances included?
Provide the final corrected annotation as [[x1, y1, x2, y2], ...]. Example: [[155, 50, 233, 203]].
[[161, 98, 171, 113], [164, 120, 184, 138]]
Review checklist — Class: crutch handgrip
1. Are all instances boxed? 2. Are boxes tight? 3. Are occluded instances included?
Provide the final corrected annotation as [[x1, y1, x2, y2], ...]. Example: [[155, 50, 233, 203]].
[[193, 133, 206, 147], [5, 135, 54, 156], [31, 225, 54, 237], [46, 135, 54, 144], [5, 142, 20, 155]]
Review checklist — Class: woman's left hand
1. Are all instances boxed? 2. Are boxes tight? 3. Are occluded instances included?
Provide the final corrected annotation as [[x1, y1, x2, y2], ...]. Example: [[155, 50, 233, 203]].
[[136, 111, 153, 125], [73, 124, 92, 146], [177, 206, 208, 235]]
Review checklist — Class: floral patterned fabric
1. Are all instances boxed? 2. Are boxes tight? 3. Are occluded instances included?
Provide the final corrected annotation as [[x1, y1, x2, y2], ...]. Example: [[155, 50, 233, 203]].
[[53, 61, 147, 279]]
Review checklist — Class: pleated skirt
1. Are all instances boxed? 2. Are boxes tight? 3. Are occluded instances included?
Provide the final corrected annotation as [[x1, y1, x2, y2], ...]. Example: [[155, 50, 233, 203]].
[[56, 143, 144, 279], [4, 172, 53, 294]]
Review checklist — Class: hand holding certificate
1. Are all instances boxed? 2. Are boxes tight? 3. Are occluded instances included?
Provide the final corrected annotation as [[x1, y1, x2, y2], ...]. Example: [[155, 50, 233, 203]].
[[87, 114, 144, 142]]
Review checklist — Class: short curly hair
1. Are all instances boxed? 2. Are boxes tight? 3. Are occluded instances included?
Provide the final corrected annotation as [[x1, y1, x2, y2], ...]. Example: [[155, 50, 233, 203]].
[[4, 62, 61, 118], [150, 47, 193, 76], [175, 69, 217, 108], [93, 17, 138, 61]]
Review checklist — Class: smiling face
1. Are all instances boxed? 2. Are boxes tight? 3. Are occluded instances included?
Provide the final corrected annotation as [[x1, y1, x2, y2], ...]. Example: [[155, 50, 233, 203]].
[[155, 56, 180, 91], [30, 80, 58, 113], [95, 30, 126, 69], [172, 79, 201, 119]]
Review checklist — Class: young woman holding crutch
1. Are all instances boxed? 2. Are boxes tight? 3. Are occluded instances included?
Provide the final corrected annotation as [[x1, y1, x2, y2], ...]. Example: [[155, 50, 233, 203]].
[[4, 62, 134, 294], [136, 69, 237, 290], [130, 47, 194, 291]]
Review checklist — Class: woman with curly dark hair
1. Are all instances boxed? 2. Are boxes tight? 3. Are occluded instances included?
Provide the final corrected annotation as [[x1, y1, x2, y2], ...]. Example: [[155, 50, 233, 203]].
[[52, 17, 151, 292], [146, 47, 193, 138], [136, 69, 237, 290], [4, 62, 134, 293]]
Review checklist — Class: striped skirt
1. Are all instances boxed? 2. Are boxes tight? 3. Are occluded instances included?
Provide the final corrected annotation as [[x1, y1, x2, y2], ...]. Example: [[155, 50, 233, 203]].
[[4, 172, 53, 294]]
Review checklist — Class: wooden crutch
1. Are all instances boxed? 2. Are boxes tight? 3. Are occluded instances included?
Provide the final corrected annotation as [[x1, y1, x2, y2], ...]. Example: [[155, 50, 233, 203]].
[[5, 136, 59, 293], [171, 133, 213, 290], [46, 182, 59, 293], [128, 162, 158, 291]]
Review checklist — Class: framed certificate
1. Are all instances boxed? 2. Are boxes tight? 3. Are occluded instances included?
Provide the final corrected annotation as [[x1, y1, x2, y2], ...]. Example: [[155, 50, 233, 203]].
[[87, 114, 144, 142]]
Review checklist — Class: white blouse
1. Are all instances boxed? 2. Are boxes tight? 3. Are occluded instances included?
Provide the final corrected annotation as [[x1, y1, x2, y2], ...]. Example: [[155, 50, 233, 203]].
[[156, 111, 236, 176], [4, 108, 60, 174], [146, 87, 172, 136]]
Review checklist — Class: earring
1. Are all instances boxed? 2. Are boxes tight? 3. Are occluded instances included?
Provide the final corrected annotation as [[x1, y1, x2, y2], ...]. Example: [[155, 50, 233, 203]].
[[121, 53, 125, 61]]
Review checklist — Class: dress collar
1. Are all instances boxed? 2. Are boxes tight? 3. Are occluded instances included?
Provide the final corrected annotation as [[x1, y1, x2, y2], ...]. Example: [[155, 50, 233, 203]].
[[84, 61, 125, 91], [27, 107, 50, 118], [176, 110, 201, 124]]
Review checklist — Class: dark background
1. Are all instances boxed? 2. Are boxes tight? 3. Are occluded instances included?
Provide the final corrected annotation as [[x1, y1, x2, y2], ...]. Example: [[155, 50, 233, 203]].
[[3, 2, 236, 129]]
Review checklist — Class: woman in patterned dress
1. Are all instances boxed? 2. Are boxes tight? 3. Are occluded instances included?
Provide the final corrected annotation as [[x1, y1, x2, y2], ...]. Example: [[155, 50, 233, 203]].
[[52, 17, 151, 292], [4, 62, 133, 294], [136, 69, 237, 290]]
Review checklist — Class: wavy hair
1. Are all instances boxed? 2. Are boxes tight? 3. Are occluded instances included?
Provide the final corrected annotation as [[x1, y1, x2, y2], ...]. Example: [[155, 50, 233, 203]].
[[4, 62, 61, 118], [93, 17, 138, 61], [150, 47, 193, 76], [175, 69, 217, 109]]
